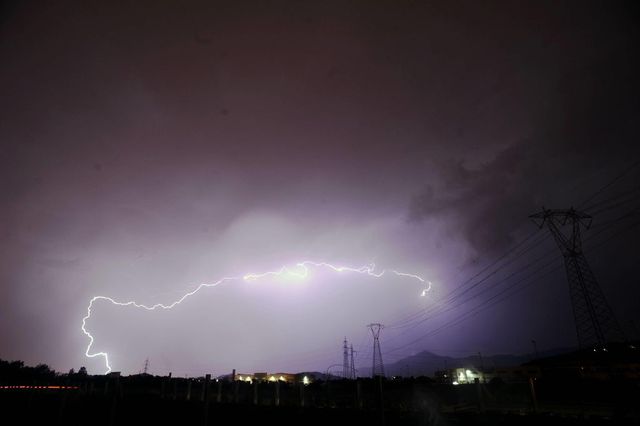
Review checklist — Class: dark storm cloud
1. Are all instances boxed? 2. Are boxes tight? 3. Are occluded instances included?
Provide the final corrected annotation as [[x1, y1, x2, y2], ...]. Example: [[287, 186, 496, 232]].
[[409, 5, 640, 257], [0, 1, 639, 373], [410, 144, 535, 255]]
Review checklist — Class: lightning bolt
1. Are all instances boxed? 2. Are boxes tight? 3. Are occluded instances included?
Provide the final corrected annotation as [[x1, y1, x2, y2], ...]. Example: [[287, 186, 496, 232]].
[[82, 261, 430, 373]]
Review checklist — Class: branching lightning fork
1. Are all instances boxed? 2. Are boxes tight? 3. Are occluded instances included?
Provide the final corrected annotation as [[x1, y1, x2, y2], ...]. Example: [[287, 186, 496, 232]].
[[82, 261, 430, 373]]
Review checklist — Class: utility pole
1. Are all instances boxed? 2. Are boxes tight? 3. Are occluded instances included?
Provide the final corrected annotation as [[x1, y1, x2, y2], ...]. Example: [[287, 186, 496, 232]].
[[629, 320, 639, 341], [349, 344, 356, 379], [477, 352, 485, 383], [530, 208, 625, 347], [368, 323, 385, 377], [343, 337, 350, 379], [531, 339, 539, 360]]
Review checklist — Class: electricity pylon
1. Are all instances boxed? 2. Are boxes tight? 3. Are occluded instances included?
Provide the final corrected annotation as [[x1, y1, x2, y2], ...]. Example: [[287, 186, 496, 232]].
[[368, 323, 385, 377], [530, 208, 625, 347], [349, 344, 356, 379], [343, 337, 349, 379]]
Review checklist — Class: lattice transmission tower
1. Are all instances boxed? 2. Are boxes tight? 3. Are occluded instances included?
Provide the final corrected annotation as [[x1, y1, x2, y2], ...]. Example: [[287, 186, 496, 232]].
[[343, 337, 350, 379], [530, 208, 625, 347], [368, 323, 385, 377], [349, 344, 356, 379]]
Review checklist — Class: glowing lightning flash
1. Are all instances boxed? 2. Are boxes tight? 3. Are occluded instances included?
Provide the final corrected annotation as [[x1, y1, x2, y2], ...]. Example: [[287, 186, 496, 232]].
[[82, 261, 430, 373]]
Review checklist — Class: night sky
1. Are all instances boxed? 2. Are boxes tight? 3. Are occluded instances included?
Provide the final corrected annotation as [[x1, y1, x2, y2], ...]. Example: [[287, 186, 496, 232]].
[[1, 1, 639, 376]]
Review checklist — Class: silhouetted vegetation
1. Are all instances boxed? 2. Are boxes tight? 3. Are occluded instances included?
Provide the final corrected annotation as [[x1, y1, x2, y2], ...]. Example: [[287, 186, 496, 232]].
[[0, 359, 58, 383], [1, 357, 639, 425]]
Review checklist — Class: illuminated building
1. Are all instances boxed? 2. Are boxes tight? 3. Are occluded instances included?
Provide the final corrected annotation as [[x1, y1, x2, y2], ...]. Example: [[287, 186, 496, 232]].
[[227, 372, 302, 383]]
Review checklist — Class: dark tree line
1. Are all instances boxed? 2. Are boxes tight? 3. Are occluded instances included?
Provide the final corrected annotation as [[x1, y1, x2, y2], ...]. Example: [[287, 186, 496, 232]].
[[0, 358, 87, 383]]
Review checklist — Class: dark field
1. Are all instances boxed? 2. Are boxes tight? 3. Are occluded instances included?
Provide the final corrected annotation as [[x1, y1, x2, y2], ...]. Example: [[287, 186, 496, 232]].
[[2, 376, 638, 426]]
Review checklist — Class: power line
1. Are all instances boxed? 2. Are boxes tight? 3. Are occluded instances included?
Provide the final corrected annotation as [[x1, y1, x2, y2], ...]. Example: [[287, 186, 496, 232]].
[[384, 248, 562, 351], [385, 260, 564, 356], [384, 206, 640, 356], [386, 233, 553, 336], [388, 164, 639, 336], [582, 186, 640, 211], [579, 159, 640, 208], [589, 195, 640, 217], [379, 166, 640, 361], [394, 179, 640, 336], [386, 231, 547, 330]]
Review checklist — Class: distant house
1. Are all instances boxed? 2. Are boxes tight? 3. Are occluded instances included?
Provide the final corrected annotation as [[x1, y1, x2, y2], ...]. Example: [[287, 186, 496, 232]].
[[434, 343, 640, 384], [268, 373, 296, 382], [435, 366, 540, 384]]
